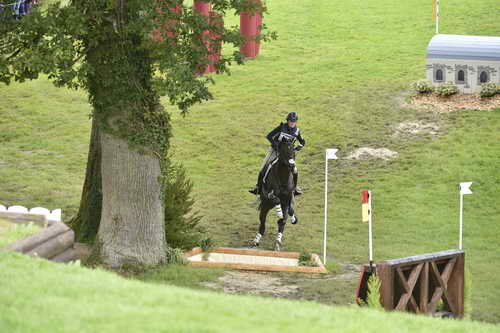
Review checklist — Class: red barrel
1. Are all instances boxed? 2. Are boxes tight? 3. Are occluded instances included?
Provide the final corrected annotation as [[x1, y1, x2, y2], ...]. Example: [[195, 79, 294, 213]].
[[240, 0, 262, 58], [208, 11, 224, 72], [193, 1, 211, 16], [152, 5, 182, 43], [193, 1, 213, 74]]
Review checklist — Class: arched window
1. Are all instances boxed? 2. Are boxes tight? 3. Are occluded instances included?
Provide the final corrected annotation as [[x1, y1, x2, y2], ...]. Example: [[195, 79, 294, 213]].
[[480, 71, 489, 83], [457, 70, 465, 82], [436, 69, 443, 81]]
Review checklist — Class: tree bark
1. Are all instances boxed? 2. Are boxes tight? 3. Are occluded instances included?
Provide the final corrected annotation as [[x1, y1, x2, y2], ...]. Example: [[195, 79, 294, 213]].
[[97, 131, 166, 267], [68, 118, 102, 243]]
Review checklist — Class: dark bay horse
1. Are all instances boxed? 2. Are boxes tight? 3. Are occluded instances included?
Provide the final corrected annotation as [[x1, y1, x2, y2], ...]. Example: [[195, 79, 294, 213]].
[[251, 137, 298, 251]]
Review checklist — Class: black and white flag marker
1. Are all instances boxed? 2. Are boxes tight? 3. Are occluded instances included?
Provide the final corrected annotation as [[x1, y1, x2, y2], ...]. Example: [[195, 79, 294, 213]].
[[459, 182, 473, 250], [324, 148, 338, 265]]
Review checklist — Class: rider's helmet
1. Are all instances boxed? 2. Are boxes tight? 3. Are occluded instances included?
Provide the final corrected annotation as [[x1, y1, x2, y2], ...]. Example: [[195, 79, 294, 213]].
[[286, 112, 298, 122]]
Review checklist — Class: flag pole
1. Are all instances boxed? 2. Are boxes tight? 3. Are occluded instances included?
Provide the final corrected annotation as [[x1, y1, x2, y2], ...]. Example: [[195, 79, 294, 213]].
[[459, 190, 463, 250], [436, 0, 440, 34], [323, 149, 338, 265], [368, 190, 373, 269], [323, 155, 328, 265], [458, 182, 473, 250]]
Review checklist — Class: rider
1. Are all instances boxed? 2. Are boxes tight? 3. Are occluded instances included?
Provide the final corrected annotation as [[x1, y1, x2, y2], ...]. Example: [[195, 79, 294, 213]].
[[249, 112, 305, 196]]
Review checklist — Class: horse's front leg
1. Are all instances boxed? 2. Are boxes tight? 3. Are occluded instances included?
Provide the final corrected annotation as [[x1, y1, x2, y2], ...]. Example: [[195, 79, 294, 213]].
[[289, 196, 298, 225], [252, 201, 273, 247], [275, 201, 289, 251]]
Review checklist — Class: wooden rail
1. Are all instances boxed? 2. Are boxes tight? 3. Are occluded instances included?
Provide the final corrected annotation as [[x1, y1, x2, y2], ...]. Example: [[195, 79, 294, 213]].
[[377, 250, 465, 317]]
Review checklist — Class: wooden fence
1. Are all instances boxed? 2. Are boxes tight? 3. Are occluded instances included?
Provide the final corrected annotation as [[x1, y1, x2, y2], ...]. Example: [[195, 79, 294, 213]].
[[377, 250, 465, 317]]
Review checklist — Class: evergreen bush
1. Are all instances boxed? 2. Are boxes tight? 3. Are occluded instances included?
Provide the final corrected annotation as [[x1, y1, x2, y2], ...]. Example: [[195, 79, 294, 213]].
[[366, 274, 384, 310], [435, 82, 459, 97], [162, 160, 204, 251]]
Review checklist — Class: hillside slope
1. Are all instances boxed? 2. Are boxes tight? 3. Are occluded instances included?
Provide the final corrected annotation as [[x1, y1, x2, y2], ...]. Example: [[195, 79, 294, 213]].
[[0, 253, 498, 333]]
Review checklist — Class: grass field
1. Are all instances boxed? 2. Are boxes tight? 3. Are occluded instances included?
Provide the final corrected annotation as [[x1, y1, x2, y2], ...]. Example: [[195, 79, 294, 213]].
[[0, 0, 499, 324], [1, 251, 499, 333], [0, 218, 41, 248]]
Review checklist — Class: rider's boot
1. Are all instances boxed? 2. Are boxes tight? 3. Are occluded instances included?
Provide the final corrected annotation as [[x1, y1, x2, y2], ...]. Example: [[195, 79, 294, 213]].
[[293, 172, 303, 196]]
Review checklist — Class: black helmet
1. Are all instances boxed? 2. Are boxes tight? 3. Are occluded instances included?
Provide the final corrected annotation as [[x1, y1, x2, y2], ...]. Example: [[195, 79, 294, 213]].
[[286, 112, 298, 122]]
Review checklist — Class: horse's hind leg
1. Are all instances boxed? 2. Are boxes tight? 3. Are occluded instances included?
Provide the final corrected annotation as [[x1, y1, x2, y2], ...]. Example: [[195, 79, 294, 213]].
[[252, 202, 272, 247]]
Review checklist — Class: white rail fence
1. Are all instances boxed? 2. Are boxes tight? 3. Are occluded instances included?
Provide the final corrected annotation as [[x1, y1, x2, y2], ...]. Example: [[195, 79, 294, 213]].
[[0, 204, 61, 222]]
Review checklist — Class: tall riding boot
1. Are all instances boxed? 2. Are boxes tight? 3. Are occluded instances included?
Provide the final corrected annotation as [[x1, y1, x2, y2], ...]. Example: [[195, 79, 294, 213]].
[[293, 172, 303, 196]]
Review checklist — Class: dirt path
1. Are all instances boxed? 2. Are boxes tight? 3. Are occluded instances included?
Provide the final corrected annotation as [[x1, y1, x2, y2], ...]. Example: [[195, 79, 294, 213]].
[[203, 261, 362, 305]]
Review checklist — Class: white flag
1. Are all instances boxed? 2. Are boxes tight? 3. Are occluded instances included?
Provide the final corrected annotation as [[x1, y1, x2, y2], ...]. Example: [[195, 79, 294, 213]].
[[326, 148, 339, 160], [460, 182, 473, 195]]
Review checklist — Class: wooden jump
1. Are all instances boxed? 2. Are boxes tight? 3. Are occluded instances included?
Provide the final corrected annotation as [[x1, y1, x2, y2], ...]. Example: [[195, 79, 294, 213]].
[[185, 247, 327, 274], [376, 250, 465, 317], [1, 211, 78, 263]]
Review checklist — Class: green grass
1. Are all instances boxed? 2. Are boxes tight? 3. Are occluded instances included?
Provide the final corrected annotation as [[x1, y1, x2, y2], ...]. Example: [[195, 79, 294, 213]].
[[134, 264, 227, 289], [1, 252, 498, 333], [0, 0, 499, 324], [0, 219, 41, 248]]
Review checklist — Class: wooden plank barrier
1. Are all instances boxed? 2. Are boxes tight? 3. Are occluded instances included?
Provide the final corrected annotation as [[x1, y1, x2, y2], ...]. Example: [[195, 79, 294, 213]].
[[376, 250, 465, 317]]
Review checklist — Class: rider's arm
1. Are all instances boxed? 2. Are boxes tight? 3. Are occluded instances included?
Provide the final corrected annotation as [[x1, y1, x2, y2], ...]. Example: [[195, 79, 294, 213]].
[[266, 124, 282, 146], [296, 128, 306, 147]]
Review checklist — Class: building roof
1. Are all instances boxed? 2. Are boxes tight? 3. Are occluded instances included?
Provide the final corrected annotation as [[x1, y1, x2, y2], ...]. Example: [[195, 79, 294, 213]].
[[427, 34, 500, 61]]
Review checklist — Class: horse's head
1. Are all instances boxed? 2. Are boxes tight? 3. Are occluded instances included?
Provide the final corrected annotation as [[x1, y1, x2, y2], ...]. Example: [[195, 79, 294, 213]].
[[277, 137, 296, 170]]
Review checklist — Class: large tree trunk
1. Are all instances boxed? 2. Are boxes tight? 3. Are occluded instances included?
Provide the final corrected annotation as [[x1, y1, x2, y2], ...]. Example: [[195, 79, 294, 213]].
[[77, 1, 170, 267], [68, 118, 102, 243], [97, 130, 166, 267]]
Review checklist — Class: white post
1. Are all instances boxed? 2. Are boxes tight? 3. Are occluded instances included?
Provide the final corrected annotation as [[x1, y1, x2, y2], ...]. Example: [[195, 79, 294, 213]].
[[368, 190, 373, 266], [323, 157, 328, 265], [459, 191, 463, 250], [323, 149, 338, 265], [436, 0, 440, 34], [459, 182, 473, 250]]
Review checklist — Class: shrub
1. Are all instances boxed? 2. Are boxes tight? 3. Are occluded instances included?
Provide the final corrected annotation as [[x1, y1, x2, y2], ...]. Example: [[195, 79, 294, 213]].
[[298, 250, 319, 267], [366, 274, 384, 310], [411, 80, 434, 94], [166, 247, 187, 265], [435, 82, 459, 97], [479, 82, 498, 98], [162, 159, 204, 251]]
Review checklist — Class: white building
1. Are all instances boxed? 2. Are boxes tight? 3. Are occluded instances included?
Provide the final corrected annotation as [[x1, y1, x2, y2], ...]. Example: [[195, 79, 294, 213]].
[[426, 34, 500, 93]]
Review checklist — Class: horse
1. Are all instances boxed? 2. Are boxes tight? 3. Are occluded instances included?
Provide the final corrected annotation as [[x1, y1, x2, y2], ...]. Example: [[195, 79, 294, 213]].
[[251, 136, 299, 251]]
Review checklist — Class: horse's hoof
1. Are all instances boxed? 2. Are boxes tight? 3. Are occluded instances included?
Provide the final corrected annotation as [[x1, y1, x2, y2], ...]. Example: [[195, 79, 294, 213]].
[[250, 241, 259, 248], [274, 243, 281, 251], [291, 215, 298, 225]]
